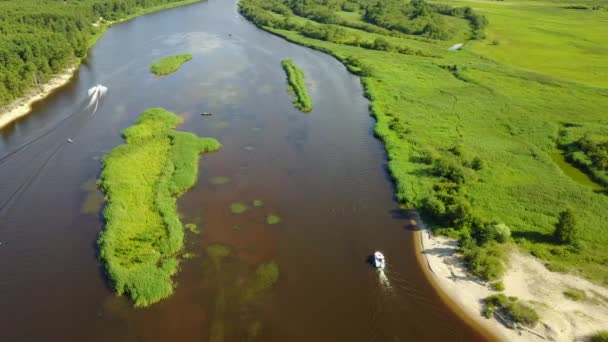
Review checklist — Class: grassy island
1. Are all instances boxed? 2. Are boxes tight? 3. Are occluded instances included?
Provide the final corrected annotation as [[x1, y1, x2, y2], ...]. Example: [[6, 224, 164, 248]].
[[281, 59, 313, 112], [150, 54, 193, 76], [240, 0, 608, 285], [98, 108, 220, 307]]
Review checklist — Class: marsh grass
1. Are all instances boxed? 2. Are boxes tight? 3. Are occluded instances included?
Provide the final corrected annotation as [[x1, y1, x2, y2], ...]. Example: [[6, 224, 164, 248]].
[[98, 108, 220, 307], [150, 54, 192, 76], [239, 0, 608, 285], [281, 59, 313, 112]]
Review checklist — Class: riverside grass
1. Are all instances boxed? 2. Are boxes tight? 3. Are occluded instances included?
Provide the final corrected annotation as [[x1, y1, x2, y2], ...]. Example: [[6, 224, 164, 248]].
[[239, 0, 608, 285], [281, 59, 313, 112], [150, 54, 193, 76], [98, 108, 220, 307]]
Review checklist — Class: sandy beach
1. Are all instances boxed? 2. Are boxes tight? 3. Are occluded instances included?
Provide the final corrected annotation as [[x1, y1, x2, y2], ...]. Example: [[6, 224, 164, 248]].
[[0, 68, 77, 129], [417, 227, 608, 341]]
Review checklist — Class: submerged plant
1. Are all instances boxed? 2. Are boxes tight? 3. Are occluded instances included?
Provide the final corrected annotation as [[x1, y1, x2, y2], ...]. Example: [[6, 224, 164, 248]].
[[266, 214, 282, 225], [230, 202, 249, 214]]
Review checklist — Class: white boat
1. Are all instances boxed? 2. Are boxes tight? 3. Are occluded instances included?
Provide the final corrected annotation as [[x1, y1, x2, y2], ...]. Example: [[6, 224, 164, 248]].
[[373, 251, 386, 269], [67, 138, 73, 143]]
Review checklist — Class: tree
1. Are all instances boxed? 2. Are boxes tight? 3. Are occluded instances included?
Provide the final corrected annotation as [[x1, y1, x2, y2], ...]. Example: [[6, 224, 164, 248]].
[[554, 208, 578, 245]]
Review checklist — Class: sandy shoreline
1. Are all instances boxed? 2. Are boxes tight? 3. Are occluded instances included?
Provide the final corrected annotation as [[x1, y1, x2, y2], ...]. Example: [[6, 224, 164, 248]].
[[416, 226, 608, 341], [0, 67, 77, 129]]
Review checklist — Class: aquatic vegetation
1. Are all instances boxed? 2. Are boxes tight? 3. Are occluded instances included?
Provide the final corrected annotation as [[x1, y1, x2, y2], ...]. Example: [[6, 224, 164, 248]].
[[266, 214, 281, 225], [182, 252, 195, 259], [239, 0, 608, 285], [185, 223, 200, 234], [98, 107, 221, 307], [150, 54, 193, 76], [244, 145, 255, 151], [209, 176, 230, 185], [241, 261, 279, 303], [252, 199, 263, 207], [230, 202, 249, 214], [280, 59, 313, 112], [80, 179, 104, 215], [207, 243, 231, 268]]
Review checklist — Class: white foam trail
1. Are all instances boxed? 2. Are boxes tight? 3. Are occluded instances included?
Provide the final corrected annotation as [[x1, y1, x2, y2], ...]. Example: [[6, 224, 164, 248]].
[[86, 84, 108, 114], [378, 269, 392, 291]]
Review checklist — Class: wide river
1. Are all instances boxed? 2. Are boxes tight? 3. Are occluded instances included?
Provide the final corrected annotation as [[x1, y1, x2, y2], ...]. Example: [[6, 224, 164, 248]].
[[0, 0, 489, 340]]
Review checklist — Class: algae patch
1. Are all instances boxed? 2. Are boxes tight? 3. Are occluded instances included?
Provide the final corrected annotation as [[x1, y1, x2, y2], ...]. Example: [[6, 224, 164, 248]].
[[230, 202, 249, 214], [266, 214, 282, 225]]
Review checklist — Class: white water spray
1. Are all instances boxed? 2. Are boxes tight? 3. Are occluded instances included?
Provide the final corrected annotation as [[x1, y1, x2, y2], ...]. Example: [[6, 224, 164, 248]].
[[86, 84, 108, 114]]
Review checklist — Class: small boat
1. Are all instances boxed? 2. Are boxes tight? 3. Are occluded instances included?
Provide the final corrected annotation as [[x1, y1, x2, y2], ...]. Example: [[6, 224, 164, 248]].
[[67, 138, 74, 143], [201, 112, 213, 116], [373, 251, 386, 269]]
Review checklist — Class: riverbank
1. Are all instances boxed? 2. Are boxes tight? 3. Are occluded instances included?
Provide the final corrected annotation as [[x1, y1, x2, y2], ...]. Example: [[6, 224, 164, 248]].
[[417, 227, 608, 341], [0, 67, 77, 129], [0, 0, 201, 129]]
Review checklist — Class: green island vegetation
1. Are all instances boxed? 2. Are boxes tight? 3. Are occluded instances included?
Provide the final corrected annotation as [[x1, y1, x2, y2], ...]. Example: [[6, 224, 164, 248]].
[[239, 0, 608, 285], [98, 108, 220, 307], [253, 199, 264, 207], [592, 331, 608, 342], [150, 54, 193, 76], [483, 294, 540, 327], [281, 59, 313, 112], [209, 176, 231, 185], [0, 0, 200, 108], [185, 223, 201, 234]]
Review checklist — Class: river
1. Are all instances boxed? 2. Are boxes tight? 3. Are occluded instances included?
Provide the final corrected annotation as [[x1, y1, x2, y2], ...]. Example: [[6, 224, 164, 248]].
[[0, 0, 488, 340]]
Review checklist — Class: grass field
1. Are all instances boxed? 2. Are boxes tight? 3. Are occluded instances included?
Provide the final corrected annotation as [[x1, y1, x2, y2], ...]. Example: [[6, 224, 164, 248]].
[[150, 54, 193, 76], [440, 0, 608, 87], [98, 108, 220, 306], [281, 59, 313, 112], [239, 0, 608, 285]]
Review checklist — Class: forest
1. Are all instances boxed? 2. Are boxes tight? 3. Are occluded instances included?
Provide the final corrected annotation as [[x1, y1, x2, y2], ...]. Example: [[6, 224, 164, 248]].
[[0, 0, 194, 108]]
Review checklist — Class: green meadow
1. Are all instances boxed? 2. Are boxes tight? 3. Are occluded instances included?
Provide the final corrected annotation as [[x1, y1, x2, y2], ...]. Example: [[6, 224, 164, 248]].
[[150, 54, 193, 76], [281, 59, 313, 112], [98, 108, 220, 306], [239, 0, 608, 284]]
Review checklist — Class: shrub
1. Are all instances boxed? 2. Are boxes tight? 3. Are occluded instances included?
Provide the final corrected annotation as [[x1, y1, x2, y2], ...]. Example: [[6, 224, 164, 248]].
[[554, 208, 578, 245], [591, 331, 608, 342], [462, 241, 505, 281], [483, 294, 540, 327], [492, 281, 505, 291], [494, 223, 511, 243], [563, 287, 586, 301]]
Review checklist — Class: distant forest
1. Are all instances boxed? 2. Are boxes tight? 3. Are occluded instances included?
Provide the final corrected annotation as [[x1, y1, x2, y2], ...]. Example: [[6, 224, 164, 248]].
[[0, 0, 191, 108]]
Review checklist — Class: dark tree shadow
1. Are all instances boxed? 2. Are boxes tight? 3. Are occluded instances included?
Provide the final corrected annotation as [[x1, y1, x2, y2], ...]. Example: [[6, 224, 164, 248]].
[[512, 230, 555, 244]]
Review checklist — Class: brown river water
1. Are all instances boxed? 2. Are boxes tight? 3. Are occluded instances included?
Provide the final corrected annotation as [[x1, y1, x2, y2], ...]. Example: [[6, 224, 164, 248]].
[[0, 0, 490, 340]]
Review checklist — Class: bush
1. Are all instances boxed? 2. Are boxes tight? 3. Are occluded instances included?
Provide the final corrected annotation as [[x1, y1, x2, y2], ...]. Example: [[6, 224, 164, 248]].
[[492, 281, 505, 291], [554, 208, 578, 245], [591, 331, 608, 342], [563, 287, 586, 301], [462, 241, 505, 281], [483, 294, 540, 327]]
